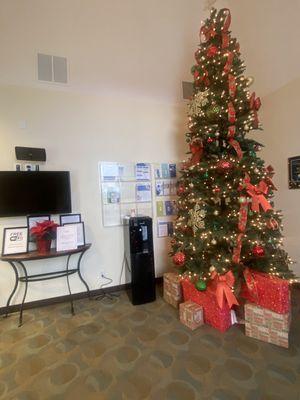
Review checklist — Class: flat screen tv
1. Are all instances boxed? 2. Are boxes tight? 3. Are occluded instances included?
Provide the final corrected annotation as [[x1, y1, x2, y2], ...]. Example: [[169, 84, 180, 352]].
[[0, 171, 72, 217]]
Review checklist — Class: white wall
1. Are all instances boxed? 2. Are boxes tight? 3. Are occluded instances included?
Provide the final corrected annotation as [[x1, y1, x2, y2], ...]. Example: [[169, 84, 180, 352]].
[[0, 84, 186, 306], [256, 78, 300, 277]]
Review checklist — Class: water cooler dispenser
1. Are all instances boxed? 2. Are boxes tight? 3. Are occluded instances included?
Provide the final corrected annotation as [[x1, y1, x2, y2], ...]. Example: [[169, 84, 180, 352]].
[[123, 216, 156, 305]]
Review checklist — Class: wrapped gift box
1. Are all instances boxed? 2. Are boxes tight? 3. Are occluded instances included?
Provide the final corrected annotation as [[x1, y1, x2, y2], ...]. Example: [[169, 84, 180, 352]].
[[245, 322, 289, 348], [181, 278, 232, 332], [245, 303, 291, 332], [241, 269, 290, 314], [179, 300, 204, 330], [163, 272, 183, 308]]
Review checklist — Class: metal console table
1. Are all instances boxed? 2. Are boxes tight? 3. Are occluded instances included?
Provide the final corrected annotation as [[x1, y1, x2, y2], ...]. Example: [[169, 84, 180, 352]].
[[1, 243, 91, 326]]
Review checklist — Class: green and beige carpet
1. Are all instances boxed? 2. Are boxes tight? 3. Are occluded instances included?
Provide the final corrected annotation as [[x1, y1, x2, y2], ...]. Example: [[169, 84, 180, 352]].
[[0, 287, 299, 400]]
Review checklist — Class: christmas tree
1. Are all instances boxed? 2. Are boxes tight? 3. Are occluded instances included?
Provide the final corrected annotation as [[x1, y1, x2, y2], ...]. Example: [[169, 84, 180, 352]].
[[171, 8, 295, 289]]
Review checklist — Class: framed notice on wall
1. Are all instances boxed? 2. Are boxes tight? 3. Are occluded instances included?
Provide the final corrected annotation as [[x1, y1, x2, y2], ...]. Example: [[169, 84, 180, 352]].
[[288, 156, 300, 189]]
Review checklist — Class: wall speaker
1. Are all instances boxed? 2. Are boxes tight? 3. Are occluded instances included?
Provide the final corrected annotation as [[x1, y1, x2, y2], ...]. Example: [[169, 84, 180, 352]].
[[15, 147, 46, 162]]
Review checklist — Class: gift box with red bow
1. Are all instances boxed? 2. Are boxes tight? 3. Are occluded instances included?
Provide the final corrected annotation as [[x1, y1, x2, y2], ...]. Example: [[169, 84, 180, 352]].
[[181, 278, 233, 332], [163, 272, 183, 309], [241, 268, 290, 314]]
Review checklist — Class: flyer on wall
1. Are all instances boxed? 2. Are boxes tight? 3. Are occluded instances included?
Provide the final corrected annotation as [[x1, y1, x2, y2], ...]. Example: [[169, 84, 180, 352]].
[[101, 162, 119, 181], [136, 163, 151, 181], [136, 183, 152, 202]]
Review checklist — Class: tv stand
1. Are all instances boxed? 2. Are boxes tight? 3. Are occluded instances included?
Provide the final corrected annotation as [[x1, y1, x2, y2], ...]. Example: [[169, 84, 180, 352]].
[[0, 244, 91, 326]]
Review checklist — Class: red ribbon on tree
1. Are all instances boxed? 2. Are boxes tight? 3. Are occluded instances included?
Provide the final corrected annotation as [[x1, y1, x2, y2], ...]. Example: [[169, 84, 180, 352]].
[[243, 174, 272, 213], [219, 8, 232, 49], [265, 165, 277, 190], [211, 270, 239, 309], [267, 217, 279, 230], [188, 141, 203, 166], [224, 52, 234, 74], [232, 233, 244, 264], [232, 196, 248, 264], [194, 69, 210, 86], [243, 267, 259, 300], [200, 23, 216, 43], [228, 102, 236, 124], [228, 74, 236, 98], [249, 92, 261, 129], [228, 125, 243, 160]]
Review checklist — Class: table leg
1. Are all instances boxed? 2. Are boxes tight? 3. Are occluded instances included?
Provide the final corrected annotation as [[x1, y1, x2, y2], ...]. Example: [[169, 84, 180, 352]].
[[4, 262, 19, 318], [66, 255, 75, 315], [77, 250, 91, 299], [18, 261, 28, 327]]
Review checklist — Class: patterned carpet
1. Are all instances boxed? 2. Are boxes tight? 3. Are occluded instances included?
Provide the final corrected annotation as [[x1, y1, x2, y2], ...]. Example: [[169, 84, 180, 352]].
[[0, 287, 300, 400]]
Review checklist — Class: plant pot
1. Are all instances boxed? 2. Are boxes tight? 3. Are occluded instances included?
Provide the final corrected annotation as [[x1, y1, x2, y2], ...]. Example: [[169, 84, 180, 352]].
[[36, 238, 52, 254]]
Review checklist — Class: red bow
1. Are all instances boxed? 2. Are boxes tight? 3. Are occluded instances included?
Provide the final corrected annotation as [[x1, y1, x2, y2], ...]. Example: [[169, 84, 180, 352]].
[[211, 270, 239, 309], [243, 174, 272, 213]]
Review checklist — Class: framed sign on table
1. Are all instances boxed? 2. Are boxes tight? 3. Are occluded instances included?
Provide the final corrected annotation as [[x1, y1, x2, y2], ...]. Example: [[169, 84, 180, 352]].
[[2, 227, 29, 256]]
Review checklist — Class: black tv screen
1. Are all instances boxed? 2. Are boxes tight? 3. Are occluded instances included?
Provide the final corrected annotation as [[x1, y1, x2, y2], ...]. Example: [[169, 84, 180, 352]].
[[0, 171, 72, 217]]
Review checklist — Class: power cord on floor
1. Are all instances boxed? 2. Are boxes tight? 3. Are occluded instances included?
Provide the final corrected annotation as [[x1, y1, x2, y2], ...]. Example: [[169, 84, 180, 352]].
[[94, 273, 120, 302]]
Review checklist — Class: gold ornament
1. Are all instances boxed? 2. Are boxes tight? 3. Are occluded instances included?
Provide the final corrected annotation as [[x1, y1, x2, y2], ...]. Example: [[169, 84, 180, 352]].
[[187, 90, 209, 117], [188, 201, 206, 233]]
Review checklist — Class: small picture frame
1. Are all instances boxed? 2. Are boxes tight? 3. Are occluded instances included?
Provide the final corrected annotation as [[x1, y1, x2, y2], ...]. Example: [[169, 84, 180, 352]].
[[60, 213, 81, 226], [288, 156, 300, 189], [25, 164, 34, 172], [2, 227, 29, 256], [15, 163, 23, 171], [63, 222, 86, 247]]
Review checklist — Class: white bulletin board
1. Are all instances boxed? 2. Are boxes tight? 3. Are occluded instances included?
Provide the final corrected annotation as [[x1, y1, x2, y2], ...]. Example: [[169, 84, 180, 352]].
[[98, 161, 178, 237]]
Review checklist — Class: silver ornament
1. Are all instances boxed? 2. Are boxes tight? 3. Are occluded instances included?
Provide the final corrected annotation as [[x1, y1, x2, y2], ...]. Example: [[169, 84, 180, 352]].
[[213, 210, 219, 216], [211, 239, 217, 245], [209, 266, 216, 272]]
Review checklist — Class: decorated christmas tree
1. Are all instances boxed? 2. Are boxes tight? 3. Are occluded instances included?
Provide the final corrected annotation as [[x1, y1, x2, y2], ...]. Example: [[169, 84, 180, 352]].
[[171, 8, 295, 291]]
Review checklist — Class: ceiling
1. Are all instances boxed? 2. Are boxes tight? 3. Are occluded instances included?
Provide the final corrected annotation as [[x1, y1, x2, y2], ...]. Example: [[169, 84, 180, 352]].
[[0, 0, 298, 102]]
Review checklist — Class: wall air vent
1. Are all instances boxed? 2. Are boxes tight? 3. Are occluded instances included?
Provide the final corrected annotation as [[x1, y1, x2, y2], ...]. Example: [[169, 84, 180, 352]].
[[182, 81, 194, 100], [37, 53, 68, 84]]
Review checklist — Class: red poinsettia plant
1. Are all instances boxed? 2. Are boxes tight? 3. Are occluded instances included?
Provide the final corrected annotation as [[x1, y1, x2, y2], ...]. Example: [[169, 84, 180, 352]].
[[30, 220, 59, 241]]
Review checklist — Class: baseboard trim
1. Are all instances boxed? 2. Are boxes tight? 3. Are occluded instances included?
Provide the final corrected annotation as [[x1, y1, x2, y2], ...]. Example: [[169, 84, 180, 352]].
[[0, 277, 163, 315]]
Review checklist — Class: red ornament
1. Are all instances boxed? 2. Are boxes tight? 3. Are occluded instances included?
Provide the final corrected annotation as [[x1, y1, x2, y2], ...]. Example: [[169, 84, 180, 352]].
[[213, 186, 221, 193], [170, 238, 176, 246], [252, 245, 265, 258], [207, 45, 218, 58], [177, 185, 185, 195], [173, 252, 186, 266], [207, 137, 215, 144], [217, 159, 233, 172]]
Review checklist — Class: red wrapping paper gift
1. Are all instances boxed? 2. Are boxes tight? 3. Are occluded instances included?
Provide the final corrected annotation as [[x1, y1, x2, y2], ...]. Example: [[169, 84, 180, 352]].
[[241, 269, 290, 314], [181, 278, 231, 332]]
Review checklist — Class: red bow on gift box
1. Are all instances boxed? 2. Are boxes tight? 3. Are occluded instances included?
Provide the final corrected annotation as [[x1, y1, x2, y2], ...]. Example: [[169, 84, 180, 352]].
[[243, 174, 272, 213], [211, 270, 239, 309]]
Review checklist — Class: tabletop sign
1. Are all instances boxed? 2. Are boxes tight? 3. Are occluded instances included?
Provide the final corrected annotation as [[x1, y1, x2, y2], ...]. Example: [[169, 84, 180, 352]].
[[56, 225, 78, 252]]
